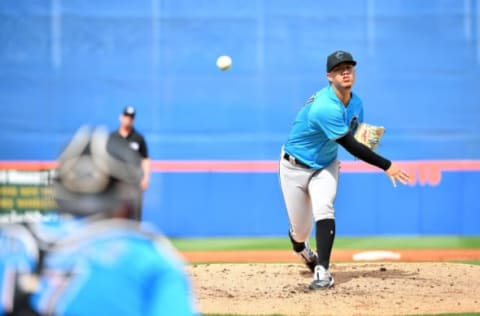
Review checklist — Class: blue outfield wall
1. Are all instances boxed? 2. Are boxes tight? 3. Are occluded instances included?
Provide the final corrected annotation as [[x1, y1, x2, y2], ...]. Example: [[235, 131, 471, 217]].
[[1, 0, 480, 236], [142, 169, 480, 237]]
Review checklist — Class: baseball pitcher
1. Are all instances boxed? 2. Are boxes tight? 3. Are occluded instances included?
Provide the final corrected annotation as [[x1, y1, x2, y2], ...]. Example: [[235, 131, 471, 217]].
[[279, 50, 410, 290]]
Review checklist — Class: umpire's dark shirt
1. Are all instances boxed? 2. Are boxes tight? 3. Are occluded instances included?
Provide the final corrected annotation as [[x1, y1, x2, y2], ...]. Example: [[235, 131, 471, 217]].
[[110, 128, 149, 159]]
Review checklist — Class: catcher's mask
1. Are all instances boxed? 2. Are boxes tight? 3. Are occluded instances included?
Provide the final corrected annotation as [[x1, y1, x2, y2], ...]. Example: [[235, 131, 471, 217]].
[[53, 126, 143, 217]]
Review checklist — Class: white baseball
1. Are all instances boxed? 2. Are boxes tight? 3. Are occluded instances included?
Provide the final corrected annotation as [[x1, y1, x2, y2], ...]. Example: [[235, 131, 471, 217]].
[[216, 55, 232, 71]]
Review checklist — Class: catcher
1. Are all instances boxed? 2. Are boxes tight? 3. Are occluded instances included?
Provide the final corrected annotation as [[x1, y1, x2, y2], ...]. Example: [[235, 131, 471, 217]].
[[279, 50, 410, 290], [0, 126, 198, 316]]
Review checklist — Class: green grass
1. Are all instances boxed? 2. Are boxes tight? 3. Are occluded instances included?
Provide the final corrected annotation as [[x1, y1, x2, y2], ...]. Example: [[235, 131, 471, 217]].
[[457, 260, 480, 265], [171, 236, 480, 251], [335, 236, 480, 249], [171, 237, 290, 251]]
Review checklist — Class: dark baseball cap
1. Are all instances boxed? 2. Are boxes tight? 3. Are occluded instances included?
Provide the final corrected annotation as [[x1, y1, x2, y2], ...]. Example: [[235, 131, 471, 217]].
[[122, 106, 136, 118], [326, 50, 357, 72]]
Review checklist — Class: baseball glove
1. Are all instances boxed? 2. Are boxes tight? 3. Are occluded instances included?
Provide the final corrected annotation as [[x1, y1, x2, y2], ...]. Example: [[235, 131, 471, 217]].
[[353, 123, 385, 151]]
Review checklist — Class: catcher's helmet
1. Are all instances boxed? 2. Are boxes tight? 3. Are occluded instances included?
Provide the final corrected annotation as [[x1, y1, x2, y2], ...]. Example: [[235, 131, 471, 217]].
[[53, 126, 143, 216]]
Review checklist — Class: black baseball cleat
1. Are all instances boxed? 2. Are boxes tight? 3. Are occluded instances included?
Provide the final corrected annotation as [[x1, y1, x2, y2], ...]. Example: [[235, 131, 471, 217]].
[[288, 230, 318, 273], [309, 265, 335, 290], [298, 245, 318, 273]]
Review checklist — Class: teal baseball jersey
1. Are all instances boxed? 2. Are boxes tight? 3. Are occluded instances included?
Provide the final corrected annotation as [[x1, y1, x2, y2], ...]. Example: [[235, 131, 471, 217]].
[[284, 85, 364, 169], [0, 219, 198, 316]]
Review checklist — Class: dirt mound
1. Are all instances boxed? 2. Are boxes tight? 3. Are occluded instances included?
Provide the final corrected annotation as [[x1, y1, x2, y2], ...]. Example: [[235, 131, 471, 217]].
[[188, 262, 480, 316]]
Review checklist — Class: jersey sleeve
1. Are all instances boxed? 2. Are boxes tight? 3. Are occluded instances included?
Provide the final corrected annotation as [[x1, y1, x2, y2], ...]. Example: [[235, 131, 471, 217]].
[[309, 103, 348, 140]]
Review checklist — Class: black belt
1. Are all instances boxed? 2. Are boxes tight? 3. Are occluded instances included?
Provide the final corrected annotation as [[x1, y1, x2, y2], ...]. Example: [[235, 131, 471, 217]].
[[283, 153, 310, 168]]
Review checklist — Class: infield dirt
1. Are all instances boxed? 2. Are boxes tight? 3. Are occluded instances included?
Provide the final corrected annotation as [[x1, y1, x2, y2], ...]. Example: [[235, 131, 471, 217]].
[[185, 250, 480, 316]]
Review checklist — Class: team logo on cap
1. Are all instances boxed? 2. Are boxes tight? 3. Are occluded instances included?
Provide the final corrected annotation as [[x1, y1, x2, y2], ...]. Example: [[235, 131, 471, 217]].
[[125, 106, 135, 115], [335, 51, 345, 60]]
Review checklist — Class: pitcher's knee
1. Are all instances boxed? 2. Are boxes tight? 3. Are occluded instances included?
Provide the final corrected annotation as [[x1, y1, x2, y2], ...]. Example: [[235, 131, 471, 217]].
[[312, 205, 335, 222]]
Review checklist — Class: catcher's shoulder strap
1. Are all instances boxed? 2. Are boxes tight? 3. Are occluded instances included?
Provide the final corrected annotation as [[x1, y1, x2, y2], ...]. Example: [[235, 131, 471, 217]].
[[0, 223, 43, 316], [0, 223, 40, 264]]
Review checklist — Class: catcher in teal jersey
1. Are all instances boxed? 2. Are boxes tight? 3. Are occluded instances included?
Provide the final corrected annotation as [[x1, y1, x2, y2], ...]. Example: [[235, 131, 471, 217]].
[[0, 126, 198, 316]]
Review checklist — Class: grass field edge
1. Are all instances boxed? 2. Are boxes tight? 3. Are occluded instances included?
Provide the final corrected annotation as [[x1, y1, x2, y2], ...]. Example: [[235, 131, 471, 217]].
[[171, 236, 480, 251]]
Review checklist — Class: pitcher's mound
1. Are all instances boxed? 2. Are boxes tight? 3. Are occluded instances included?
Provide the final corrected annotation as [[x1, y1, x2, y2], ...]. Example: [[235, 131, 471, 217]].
[[188, 262, 480, 316]]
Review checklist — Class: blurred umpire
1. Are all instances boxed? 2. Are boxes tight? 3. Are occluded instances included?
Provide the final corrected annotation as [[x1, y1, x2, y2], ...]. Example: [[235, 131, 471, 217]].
[[110, 106, 151, 221], [0, 126, 198, 316]]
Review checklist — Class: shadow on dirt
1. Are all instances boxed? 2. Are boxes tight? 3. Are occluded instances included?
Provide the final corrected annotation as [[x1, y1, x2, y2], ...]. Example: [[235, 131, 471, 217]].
[[333, 266, 419, 285], [298, 265, 419, 283], [294, 265, 424, 293]]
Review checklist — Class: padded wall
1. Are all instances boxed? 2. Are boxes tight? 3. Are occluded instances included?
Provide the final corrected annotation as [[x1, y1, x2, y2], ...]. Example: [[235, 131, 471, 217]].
[[1, 0, 479, 236]]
